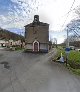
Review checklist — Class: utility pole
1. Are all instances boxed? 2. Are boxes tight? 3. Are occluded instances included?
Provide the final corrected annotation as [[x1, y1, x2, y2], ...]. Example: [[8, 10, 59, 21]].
[[67, 29, 69, 48], [54, 38, 57, 48], [65, 29, 70, 66]]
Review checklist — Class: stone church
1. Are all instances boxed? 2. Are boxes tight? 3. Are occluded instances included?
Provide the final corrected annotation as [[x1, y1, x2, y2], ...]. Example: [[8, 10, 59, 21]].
[[24, 15, 49, 52]]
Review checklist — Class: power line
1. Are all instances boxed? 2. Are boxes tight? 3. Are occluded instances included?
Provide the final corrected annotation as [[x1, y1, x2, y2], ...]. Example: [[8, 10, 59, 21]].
[[61, 5, 79, 19], [61, 0, 76, 47], [61, 0, 76, 29]]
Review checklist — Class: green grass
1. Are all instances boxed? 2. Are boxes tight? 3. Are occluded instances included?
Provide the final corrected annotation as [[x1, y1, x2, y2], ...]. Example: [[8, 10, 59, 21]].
[[56, 47, 65, 58], [56, 47, 80, 64], [71, 69, 80, 75], [66, 64, 80, 75], [68, 51, 80, 64], [15, 47, 24, 51], [54, 47, 80, 75], [52, 47, 65, 61], [10, 47, 24, 51]]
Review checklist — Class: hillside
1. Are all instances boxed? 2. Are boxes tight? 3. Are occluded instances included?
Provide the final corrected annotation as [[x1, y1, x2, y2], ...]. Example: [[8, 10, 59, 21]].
[[0, 28, 25, 41]]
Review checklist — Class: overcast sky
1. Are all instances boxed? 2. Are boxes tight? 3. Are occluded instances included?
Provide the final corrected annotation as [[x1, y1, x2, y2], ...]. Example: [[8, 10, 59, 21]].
[[0, 0, 80, 43]]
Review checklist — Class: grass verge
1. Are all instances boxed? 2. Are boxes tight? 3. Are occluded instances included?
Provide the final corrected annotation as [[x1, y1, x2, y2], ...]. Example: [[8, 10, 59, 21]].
[[53, 47, 80, 75]]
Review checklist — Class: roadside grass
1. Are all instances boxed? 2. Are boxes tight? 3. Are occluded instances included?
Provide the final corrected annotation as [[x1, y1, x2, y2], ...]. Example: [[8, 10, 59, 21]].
[[53, 47, 65, 60], [15, 47, 24, 51], [54, 47, 80, 75], [71, 68, 80, 75], [67, 64, 80, 75], [9, 46, 24, 51], [68, 51, 80, 64]]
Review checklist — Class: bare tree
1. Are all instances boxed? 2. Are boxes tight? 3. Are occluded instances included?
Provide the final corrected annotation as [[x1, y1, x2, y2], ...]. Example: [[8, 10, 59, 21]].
[[63, 18, 80, 47]]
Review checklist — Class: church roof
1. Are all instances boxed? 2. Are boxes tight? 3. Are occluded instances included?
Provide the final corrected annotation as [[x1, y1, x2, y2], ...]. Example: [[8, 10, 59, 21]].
[[24, 22, 49, 28]]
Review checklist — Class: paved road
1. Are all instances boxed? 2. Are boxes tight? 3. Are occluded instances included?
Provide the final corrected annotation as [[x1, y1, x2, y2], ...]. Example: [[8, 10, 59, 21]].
[[0, 49, 80, 92]]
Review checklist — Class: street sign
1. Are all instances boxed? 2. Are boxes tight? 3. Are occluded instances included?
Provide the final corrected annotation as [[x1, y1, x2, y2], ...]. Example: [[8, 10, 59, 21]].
[[65, 48, 70, 54], [65, 48, 70, 51]]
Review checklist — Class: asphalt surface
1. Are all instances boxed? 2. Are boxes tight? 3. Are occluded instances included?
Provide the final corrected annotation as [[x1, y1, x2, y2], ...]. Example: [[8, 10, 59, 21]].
[[0, 49, 80, 92]]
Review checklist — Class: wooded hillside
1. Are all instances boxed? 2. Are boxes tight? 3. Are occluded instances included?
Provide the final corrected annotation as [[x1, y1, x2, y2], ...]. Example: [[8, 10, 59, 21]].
[[0, 28, 24, 41]]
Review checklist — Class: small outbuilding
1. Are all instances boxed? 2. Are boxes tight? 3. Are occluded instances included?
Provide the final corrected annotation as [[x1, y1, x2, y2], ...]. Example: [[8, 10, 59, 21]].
[[24, 15, 49, 52]]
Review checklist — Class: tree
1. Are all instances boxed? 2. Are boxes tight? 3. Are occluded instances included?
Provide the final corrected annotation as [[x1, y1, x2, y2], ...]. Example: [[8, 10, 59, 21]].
[[65, 19, 80, 39], [63, 19, 80, 47]]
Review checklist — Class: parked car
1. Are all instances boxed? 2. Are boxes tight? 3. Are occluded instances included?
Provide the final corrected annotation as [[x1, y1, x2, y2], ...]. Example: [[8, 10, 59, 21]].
[[75, 48, 80, 51], [69, 46, 75, 50]]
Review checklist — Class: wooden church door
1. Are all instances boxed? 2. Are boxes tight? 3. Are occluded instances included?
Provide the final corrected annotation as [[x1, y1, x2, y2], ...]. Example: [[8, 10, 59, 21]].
[[34, 42, 38, 52]]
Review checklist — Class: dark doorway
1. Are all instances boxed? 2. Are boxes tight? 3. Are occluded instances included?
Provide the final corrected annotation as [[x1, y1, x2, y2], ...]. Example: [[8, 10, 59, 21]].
[[34, 42, 38, 52]]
